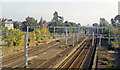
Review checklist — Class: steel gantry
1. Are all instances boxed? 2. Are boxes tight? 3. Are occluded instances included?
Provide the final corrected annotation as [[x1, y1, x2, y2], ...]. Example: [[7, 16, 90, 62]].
[[1, 25, 120, 68]]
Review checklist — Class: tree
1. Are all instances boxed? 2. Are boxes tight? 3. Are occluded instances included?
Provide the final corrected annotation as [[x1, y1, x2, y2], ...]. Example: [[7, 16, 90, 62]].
[[99, 18, 109, 27], [2, 28, 24, 47], [93, 23, 98, 27], [114, 15, 120, 22], [78, 23, 81, 27], [111, 15, 120, 26], [53, 11, 58, 21], [21, 16, 38, 31], [39, 17, 43, 27], [111, 18, 116, 26], [13, 21, 21, 29], [49, 11, 79, 33]]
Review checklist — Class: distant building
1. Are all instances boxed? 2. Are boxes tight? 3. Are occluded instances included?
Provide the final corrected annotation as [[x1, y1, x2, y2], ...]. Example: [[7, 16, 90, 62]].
[[118, 1, 120, 15], [4, 19, 14, 30]]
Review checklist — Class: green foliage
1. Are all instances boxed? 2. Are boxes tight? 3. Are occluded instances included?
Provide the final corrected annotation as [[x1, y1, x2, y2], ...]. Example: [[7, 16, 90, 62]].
[[102, 26, 120, 49], [48, 11, 79, 33], [30, 28, 50, 41], [21, 16, 38, 31], [39, 17, 43, 27], [111, 39, 120, 48], [53, 11, 59, 21], [1, 22, 5, 27], [100, 18, 109, 27], [78, 23, 81, 27], [30, 31, 36, 41], [103, 27, 120, 49], [2, 27, 24, 47], [103, 27, 120, 35], [13, 21, 21, 29], [93, 23, 98, 27], [101, 61, 109, 65]]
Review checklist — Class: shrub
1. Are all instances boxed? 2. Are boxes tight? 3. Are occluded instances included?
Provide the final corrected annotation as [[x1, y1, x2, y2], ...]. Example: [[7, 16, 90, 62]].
[[101, 61, 108, 65], [2, 28, 24, 47]]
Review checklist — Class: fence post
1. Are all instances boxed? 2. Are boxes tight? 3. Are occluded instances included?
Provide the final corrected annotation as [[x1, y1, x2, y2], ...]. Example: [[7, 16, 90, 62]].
[[24, 33, 27, 68], [92, 32, 94, 46], [65, 27, 67, 45]]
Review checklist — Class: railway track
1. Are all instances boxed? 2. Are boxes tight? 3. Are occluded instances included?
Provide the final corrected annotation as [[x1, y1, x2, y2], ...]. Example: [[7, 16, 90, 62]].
[[2, 36, 84, 67], [57, 38, 92, 70], [2, 38, 66, 66]]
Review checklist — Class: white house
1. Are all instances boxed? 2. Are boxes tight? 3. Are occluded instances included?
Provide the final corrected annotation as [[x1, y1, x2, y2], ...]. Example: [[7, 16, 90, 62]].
[[5, 19, 14, 30]]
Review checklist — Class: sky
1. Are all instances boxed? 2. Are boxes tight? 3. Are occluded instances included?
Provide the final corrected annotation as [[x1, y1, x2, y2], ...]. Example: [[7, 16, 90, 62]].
[[0, 0, 120, 26]]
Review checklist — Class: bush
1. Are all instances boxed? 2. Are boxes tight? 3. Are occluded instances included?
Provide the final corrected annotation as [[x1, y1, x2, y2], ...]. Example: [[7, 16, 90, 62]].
[[28, 60, 33, 64], [111, 39, 120, 49], [103, 57, 110, 61], [101, 61, 108, 65], [2, 28, 24, 47], [28, 38, 31, 43]]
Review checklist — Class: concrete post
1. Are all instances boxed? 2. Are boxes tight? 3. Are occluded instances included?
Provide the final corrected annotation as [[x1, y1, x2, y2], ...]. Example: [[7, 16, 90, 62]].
[[24, 34, 27, 68], [54, 27, 56, 38], [65, 27, 67, 45], [108, 25, 111, 44], [77, 27, 80, 44], [99, 34, 101, 47], [97, 26, 98, 35], [73, 33, 75, 47], [92, 32, 94, 46], [69, 27, 70, 35], [27, 26, 29, 45]]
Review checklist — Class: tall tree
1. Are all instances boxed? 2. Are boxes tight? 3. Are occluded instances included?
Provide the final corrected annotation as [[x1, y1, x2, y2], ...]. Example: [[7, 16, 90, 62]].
[[53, 11, 58, 21], [78, 23, 81, 27], [39, 17, 43, 27], [13, 21, 21, 29], [99, 18, 109, 27], [21, 16, 38, 31], [93, 23, 98, 27], [111, 18, 116, 26], [114, 15, 120, 26]]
